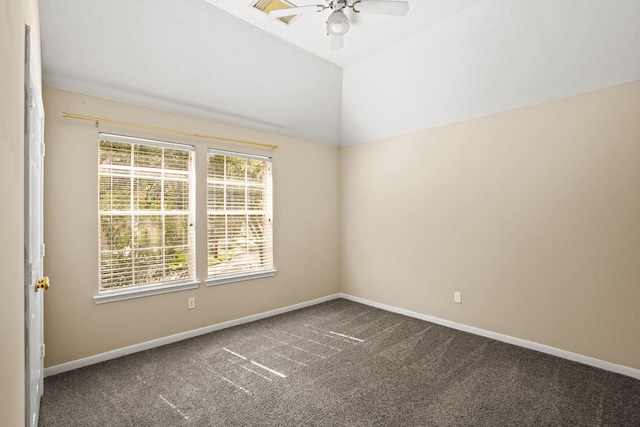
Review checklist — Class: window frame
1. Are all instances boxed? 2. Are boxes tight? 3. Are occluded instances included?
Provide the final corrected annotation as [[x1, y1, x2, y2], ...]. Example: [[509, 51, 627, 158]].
[[205, 148, 276, 286], [94, 133, 199, 304]]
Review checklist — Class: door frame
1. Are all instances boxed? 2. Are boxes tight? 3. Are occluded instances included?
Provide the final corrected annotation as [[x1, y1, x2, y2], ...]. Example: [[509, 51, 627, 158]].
[[24, 24, 46, 427]]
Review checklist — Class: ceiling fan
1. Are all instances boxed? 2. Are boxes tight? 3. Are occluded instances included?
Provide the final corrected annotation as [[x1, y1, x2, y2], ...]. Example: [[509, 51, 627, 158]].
[[270, 0, 410, 50]]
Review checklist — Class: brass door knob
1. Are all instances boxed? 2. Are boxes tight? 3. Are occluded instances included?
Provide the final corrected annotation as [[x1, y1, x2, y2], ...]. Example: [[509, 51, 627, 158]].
[[35, 277, 49, 291]]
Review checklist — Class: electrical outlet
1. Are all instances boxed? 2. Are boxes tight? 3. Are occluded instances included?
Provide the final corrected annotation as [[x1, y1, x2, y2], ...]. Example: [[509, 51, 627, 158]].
[[454, 291, 462, 304], [188, 297, 196, 310]]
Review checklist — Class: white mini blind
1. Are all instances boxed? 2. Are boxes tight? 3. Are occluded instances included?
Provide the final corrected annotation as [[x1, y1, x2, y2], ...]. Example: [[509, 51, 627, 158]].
[[98, 133, 196, 291], [207, 149, 273, 280]]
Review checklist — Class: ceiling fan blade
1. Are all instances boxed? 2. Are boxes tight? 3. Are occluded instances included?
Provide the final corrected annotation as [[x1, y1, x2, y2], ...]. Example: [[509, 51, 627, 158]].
[[330, 34, 344, 51], [269, 5, 323, 18], [352, 0, 409, 16]]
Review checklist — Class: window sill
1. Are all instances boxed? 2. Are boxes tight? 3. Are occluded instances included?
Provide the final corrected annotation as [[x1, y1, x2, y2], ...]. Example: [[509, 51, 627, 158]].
[[205, 269, 277, 287], [94, 280, 201, 304]]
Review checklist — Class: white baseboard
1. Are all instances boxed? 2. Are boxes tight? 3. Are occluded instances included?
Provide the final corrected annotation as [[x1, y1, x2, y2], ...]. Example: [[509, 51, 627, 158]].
[[45, 292, 639, 380], [339, 293, 640, 380], [44, 293, 341, 377]]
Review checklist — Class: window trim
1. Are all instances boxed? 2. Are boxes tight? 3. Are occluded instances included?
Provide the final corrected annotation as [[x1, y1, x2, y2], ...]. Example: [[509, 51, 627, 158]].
[[206, 148, 275, 283], [94, 137, 277, 304], [205, 269, 277, 287], [99, 133, 194, 152], [96, 133, 197, 303], [93, 279, 201, 304], [208, 148, 270, 163]]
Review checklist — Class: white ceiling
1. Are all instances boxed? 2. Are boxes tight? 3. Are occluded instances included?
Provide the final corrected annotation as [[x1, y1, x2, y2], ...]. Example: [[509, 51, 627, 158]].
[[40, 0, 640, 146], [202, 0, 486, 67]]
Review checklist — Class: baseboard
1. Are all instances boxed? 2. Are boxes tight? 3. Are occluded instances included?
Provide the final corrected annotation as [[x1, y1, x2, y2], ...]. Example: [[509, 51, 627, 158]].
[[45, 292, 640, 380], [339, 293, 640, 380], [44, 293, 341, 377]]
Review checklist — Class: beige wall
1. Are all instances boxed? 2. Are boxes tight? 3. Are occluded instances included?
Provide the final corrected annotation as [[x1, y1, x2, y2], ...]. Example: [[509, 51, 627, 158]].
[[340, 81, 640, 370], [40, 79, 640, 373], [42, 86, 340, 367], [0, 0, 41, 424]]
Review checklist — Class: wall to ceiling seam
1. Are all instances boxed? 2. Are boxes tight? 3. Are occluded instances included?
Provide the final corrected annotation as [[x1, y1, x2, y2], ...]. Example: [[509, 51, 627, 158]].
[[341, 0, 640, 146], [40, 0, 640, 147]]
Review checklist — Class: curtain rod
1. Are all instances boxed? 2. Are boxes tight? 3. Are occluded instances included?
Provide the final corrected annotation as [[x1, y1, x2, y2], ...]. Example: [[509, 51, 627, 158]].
[[62, 113, 279, 150]]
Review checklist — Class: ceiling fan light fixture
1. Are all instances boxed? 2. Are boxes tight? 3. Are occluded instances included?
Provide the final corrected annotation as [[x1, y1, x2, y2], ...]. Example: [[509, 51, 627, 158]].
[[326, 10, 349, 35]]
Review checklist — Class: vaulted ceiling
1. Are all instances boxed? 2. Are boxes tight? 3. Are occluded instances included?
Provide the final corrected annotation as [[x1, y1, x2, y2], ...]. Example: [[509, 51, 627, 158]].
[[40, 0, 640, 146]]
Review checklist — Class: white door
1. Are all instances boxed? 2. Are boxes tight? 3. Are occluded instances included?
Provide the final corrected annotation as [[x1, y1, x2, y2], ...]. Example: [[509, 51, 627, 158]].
[[25, 26, 46, 427]]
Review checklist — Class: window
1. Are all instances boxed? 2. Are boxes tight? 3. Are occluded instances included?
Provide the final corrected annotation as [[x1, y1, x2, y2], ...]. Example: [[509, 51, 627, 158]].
[[207, 149, 274, 284], [97, 133, 197, 301]]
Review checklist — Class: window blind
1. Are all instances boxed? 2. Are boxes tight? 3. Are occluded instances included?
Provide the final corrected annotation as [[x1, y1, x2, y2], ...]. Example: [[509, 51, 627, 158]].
[[98, 133, 196, 291], [207, 149, 273, 280]]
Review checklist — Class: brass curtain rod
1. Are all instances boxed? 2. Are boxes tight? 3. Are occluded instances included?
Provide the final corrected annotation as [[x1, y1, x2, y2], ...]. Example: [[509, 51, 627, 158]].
[[62, 113, 279, 150]]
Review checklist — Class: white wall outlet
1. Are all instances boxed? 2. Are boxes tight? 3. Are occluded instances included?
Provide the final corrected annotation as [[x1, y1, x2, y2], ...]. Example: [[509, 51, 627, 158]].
[[454, 291, 462, 304], [188, 297, 196, 310]]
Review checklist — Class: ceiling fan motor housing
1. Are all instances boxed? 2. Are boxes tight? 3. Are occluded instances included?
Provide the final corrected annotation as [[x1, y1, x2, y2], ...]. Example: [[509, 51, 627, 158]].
[[269, 0, 410, 50]]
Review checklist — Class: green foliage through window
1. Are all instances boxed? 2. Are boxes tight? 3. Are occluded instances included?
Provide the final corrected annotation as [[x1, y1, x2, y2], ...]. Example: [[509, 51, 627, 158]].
[[207, 150, 273, 278], [98, 135, 195, 291]]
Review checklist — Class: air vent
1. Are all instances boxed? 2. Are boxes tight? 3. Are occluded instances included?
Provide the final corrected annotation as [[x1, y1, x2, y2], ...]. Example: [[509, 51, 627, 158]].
[[252, 0, 300, 25]]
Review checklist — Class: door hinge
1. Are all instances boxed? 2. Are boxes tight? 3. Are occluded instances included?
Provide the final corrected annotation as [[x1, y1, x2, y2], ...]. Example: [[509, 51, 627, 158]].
[[42, 141, 46, 157], [41, 243, 45, 258], [41, 343, 45, 358]]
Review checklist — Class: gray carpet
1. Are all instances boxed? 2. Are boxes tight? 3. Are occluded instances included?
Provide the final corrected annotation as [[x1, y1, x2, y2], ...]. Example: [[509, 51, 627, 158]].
[[39, 299, 640, 426]]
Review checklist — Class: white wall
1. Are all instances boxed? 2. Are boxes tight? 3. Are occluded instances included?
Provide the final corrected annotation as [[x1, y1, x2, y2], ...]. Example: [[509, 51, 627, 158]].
[[341, 0, 640, 145], [41, 0, 343, 146]]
